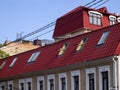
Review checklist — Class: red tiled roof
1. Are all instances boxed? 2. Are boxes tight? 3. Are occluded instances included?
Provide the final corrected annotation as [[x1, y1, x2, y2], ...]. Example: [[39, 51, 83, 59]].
[[0, 23, 120, 79]]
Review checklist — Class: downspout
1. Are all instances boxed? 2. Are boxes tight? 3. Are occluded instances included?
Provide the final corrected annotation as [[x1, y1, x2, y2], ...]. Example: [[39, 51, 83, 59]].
[[113, 56, 118, 90]]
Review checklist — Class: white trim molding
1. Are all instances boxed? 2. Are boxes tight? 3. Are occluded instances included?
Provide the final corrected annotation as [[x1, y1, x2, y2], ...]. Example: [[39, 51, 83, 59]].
[[47, 74, 55, 90], [19, 79, 25, 90], [88, 11, 103, 17], [71, 70, 80, 90], [98, 65, 110, 90], [117, 17, 120, 22], [109, 15, 116, 20], [37, 76, 44, 90], [0, 82, 6, 90], [85, 68, 96, 90], [58, 73, 67, 90], [26, 78, 32, 90], [8, 81, 13, 90]]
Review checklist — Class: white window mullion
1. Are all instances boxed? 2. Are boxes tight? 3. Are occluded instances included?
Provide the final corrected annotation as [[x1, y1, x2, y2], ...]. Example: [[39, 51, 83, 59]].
[[37, 76, 44, 90]]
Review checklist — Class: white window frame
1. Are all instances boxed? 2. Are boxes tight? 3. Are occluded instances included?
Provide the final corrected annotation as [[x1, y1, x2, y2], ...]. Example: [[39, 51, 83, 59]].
[[8, 81, 13, 90], [0, 82, 6, 90], [47, 74, 55, 90], [9, 57, 18, 67], [27, 51, 40, 63], [88, 11, 103, 26], [19, 79, 25, 90], [71, 70, 80, 90], [37, 76, 44, 90], [97, 31, 110, 45], [98, 65, 110, 90], [86, 68, 96, 90], [109, 15, 116, 25], [26, 78, 32, 90], [58, 73, 67, 90]]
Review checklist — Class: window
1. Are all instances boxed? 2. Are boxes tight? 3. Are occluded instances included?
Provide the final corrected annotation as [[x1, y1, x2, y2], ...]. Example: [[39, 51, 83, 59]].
[[58, 43, 69, 56], [27, 51, 40, 63], [86, 68, 96, 90], [109, 15, 116, 25], [8, 81, 13, 90], [58, 73, 67, 90], [47, 74, 55, 90], [19, 79, 25, 90], [88, 11, 103, 26], [0, 82, 6, 90], [26, 78, 32, 90], [99, 66, 110, 90], [9, 57, 18, 67], [76, 37, 88, 51], [97, 31, 110, 45], [0, 61, 6, 70], [117, 17, 120, 22], [37, 76, 44, 90], [71, 70, 80, 90]]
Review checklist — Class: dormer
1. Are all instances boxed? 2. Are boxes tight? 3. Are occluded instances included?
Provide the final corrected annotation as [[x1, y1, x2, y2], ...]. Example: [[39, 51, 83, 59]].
[[53, 6, 120, 42]]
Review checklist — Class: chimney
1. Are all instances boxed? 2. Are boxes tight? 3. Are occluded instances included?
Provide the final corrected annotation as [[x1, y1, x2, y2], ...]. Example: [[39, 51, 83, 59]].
[[33, 39, 42, 46]]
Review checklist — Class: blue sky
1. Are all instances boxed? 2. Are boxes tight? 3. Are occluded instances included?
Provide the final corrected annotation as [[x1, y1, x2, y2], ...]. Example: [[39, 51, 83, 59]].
[[0, 0, 119, 43]]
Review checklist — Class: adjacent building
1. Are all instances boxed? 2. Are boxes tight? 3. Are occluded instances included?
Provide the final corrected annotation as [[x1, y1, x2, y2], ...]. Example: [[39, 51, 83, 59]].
[[0, 6, 120, 90]]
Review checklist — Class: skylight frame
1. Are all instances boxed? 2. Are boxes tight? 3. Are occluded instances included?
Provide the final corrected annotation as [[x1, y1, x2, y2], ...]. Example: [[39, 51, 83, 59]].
[[0, 61, 6, 70], [9, 57, 18, 68], [97, 31, 110, 45], [76, 37, 88, 52], [27, 51, 41, 63], [58, 42, 69, 56]]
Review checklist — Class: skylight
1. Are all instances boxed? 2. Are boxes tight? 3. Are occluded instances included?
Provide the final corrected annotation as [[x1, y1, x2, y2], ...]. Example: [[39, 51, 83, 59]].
[[0, 61, 6, 70], [97, 31, 110, 45], [9, 57, 18, 67], [58, 42, 69, 56], [27, 51, 41, 63], [76, 37, 88, 51]]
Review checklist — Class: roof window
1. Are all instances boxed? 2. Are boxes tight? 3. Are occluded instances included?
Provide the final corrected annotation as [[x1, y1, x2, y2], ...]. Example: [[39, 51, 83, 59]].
[[76, 37, 88, 51], [58, 42, 69, 56], [27, 51, 40, 63], [109, 15, 116, 25], [9, 57, 18, 67], [88, 11, 103, 26], [97, 31, 110, 45], [0, 61, 6, 70]]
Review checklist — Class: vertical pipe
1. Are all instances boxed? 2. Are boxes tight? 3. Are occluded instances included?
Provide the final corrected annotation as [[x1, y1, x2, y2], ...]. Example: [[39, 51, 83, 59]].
[[113, 57, 117, 90]]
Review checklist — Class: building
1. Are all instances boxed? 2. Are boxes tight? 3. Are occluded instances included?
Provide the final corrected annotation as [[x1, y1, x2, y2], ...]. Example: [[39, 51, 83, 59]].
[[0, 6, 120, 90], [0, 40, 41, 56]]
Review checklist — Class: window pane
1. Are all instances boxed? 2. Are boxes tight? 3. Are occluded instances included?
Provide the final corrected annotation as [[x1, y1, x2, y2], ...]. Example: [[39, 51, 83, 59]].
[[50, 79, 54, 90], [102, 71, 108, 90], [61, 78, 66, 90], [97, 31, 110, 45], [39, 81, 43, 90], [74, 76, 79, 90], [89, 73, 94, 90]]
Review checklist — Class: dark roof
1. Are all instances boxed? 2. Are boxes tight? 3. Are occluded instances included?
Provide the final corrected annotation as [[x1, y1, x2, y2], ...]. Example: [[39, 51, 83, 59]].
[[0, 23, 120, 79]]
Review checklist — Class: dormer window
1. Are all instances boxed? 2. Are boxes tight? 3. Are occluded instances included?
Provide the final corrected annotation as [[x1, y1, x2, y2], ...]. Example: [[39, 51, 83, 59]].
[[97, 31, 110, 45], [76, 37, 88, 51], [27, 51, 40, 63], [9, 57, 18, 67], [88, 11, 103, 26], [58, 43, 69, 56], [109, 15, 116, 25], [0, 61, 6, 70], [117, 17, 120, 23]]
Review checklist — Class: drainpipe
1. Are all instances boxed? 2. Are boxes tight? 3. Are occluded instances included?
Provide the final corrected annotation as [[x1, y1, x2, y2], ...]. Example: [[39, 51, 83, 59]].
[[113, 56, 118, 90]]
